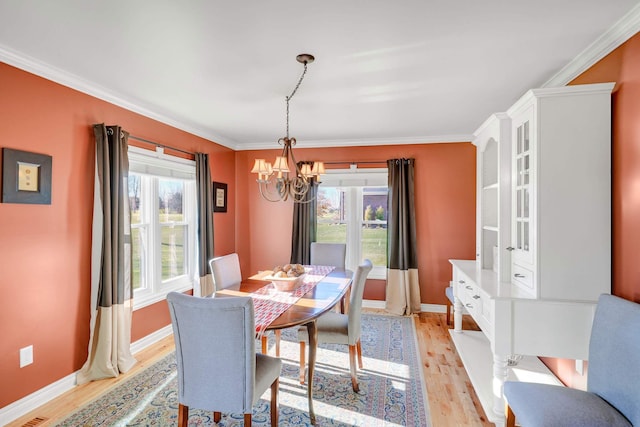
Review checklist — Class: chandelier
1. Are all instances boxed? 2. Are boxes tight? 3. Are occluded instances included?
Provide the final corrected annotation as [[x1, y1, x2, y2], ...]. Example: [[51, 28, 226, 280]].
[[251, 53, 325, 203]]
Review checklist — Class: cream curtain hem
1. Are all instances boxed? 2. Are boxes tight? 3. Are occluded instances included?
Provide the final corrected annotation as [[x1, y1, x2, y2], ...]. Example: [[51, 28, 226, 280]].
[[76, 302, 137, 385], [198, 274, 214, 297], [385, 268, 421, 315]]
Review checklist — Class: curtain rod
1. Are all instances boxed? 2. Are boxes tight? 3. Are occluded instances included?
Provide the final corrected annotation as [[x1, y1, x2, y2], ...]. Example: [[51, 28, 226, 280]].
[[128, 135, 195, 156]]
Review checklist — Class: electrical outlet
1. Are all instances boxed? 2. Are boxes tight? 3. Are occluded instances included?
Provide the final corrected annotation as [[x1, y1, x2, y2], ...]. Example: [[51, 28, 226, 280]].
[[20, 345, 33, 368], [575, 359, 584, 375]]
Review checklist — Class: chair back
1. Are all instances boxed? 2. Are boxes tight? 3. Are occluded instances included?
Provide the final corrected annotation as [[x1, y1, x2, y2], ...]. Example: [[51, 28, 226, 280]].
[[587, 293, 640, 425], [167, 292, 256, 413], [310, 242, 346, 269], [347, 259, 373, 344], [209, 253, 242, 291]]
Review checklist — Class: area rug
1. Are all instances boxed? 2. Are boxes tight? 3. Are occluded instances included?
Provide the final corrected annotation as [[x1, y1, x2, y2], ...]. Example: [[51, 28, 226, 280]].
[[57, 314, 430, 426]]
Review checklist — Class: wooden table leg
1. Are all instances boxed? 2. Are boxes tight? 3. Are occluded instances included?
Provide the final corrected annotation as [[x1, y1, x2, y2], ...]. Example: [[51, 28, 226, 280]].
[[306, 320, 317, 425]]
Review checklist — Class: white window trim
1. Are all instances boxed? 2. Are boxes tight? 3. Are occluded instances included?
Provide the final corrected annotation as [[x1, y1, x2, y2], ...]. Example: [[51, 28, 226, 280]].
[[129, 146, 198, 310], [318, 167, 388, 279]]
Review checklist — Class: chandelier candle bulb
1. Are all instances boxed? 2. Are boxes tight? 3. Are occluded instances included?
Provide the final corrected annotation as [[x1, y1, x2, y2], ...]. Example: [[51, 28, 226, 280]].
[[300, 163, 312, 177], [273, 156, 290, 172], [311, 162, 325, 176]]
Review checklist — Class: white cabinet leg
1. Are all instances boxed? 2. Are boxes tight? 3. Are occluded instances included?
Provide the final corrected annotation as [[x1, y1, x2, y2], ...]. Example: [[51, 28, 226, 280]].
[[454, 295, 463, 332], [492, 353, 508, 418]]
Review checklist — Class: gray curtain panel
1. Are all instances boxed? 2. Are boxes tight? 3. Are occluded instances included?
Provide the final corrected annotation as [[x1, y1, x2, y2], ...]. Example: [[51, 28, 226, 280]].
[[385, 158, 421, 315], [195, 153, 214, 297], [77, 124, 137, 384], [290, 164, 318, 265]]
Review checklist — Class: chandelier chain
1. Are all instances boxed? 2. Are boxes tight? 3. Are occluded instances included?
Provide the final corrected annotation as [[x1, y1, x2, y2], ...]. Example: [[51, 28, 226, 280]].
[[285, 62, 308, 139]]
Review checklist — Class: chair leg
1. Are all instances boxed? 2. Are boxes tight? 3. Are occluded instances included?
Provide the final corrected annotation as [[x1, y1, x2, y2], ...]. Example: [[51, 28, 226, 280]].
[[271, 378, 279, 426], [244, 413, 252, 426], [261, 335, 268, 354], [446, 302, 451, 326], [356, 340, 363, 369], [275, 329, 281, 357], [348, 344, 360, 392], [299, 341, 306, 384], [214, 411, 221, 423], [505, 401, 516, 427], [178, 403, 189, 427]]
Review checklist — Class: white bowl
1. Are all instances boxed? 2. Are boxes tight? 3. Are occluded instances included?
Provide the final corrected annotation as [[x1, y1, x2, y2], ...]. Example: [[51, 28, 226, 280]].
[[267, 274, 305, 291]]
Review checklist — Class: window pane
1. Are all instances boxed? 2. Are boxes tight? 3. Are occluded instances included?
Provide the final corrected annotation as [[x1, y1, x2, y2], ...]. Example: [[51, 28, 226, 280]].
[[129, 174, 145, 289], [158, 178, 184, 222], [317, 187, 347, 243], [161, 224, 186, 281], [129, 174, 142, 224], [158, 179, 187, 282], [361, 224, 387, 266], [131, 226, 146, 289], [362, 188, 387, 267]]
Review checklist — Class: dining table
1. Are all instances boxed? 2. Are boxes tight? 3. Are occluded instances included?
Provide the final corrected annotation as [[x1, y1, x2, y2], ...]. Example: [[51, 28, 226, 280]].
[[211, 265, 353, 425]]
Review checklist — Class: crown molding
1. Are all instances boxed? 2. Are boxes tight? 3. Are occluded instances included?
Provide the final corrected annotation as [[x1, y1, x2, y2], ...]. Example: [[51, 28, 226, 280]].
[[543, 3, 640, 87], [237, 134, 473, 151], [0, 43, 238, 150], [3, 0, 637, 152]]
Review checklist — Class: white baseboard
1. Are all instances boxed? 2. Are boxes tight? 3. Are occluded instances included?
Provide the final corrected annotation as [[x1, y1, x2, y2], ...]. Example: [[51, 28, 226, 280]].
[[363, 299, 447, 314], [130, 324, 173, 355], [0, 371, 76, 426], [0, 324, 173, 426]]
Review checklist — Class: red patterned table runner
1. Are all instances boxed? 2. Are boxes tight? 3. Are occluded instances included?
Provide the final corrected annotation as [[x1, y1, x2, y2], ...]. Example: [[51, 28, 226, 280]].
[[252, 265, 335, 338]]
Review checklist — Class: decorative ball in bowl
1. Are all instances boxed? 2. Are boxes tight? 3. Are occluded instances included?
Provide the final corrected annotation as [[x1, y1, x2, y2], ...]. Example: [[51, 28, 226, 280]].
[[267, 264, 306, 291]]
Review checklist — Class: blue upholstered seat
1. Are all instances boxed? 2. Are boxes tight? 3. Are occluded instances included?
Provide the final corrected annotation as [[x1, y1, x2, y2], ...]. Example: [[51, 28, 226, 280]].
[[504, 294, 640, 427]]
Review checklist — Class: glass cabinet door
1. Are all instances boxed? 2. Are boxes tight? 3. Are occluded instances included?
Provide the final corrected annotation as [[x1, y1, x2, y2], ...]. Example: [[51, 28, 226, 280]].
[[514, 119, 532, 263]]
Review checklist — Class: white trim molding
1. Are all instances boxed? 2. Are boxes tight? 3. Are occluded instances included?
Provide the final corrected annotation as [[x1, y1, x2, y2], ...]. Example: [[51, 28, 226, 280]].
[[0, 43, 237, 150], [0, 325, 173, 426], [544, 3, 640, 87], [0, 371, 76, 426], [363, 299, 447, 314], [239, 135, 473, 151]]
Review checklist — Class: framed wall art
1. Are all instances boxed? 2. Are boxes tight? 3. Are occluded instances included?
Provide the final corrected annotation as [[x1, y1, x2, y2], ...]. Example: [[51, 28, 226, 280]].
[[213, 181, 227, 213], [2, 148, 52, 204]]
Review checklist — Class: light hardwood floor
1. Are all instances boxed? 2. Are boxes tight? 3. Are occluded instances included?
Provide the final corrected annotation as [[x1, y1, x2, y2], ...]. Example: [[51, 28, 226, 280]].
[[7, 312, 492, 427]]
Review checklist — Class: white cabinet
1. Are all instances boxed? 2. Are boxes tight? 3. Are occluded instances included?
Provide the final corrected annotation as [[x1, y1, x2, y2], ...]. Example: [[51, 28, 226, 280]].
[[450, 82, 614, 426], [507, 83, 614, 300], [511, 106, 534, 268], [473, 113, 511, 283]]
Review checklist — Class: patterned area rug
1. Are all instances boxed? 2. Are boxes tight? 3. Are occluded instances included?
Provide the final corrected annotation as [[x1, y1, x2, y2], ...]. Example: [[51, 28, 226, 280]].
[[57, 314, 430, 426]]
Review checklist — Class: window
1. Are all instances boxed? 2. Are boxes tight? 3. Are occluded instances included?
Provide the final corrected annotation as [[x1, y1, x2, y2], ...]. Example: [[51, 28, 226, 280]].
[[316, 168, 388, 279], [128, 147, 197, 309]]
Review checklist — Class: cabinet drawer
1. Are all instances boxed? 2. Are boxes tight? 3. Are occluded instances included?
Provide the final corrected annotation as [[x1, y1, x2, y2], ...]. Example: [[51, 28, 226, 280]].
[[459, 279, 482, 317], [512, 264, 534, 290], [454, 277, 468, 303]]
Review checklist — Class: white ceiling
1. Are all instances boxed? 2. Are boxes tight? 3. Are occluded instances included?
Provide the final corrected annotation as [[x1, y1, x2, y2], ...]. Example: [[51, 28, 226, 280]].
[[1, 1, 639, 150]]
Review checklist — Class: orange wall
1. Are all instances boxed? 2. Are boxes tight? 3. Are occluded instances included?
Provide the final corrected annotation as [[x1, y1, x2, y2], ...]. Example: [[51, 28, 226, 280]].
[[0, 62, 235, 407], [236, 143, 477, 304], [538, 32, 640, 388]]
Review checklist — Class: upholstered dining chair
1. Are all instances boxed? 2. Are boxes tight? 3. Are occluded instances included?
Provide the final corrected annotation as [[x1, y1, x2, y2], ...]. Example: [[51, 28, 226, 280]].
[[298, 259, 373, 392], [167, 292, 282, 427], [209, 253, 281, 356], [504, 293, 640, 427], [310, 242, 346, 269], [208, 253, 242, 291], [311, 242, 348, 312]]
